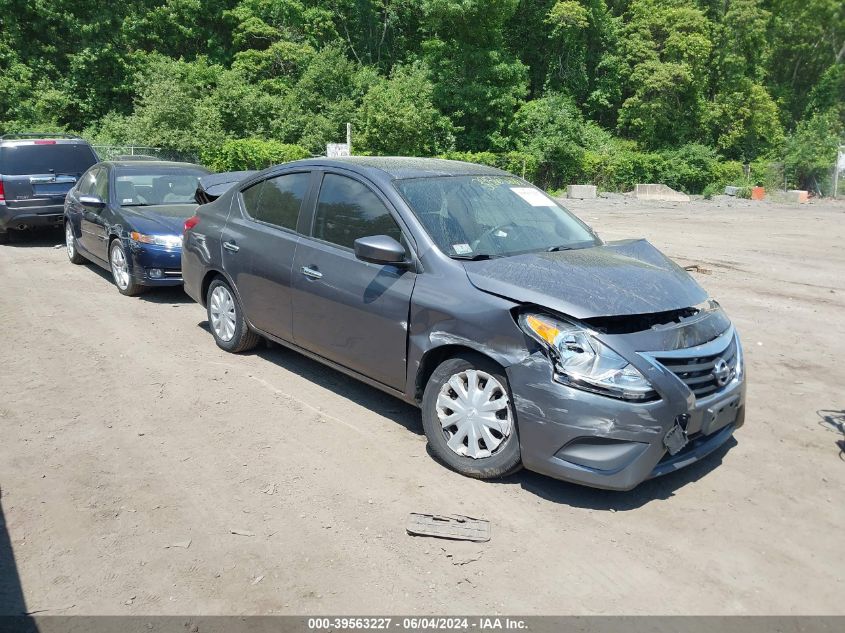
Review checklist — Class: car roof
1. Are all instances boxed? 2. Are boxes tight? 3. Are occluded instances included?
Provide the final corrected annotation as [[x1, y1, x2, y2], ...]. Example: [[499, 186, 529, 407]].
[[0, 136, 92, 147], [104, 160, 208, 171], [282, 156, 511, 180]]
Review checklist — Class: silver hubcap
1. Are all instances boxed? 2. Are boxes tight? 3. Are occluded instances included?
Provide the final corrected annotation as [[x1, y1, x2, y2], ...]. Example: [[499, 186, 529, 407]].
[[209, 285, 236, 342], [65, 224, 74, 259], [110, 243, 130, 290], [436, 369, 513, 459]]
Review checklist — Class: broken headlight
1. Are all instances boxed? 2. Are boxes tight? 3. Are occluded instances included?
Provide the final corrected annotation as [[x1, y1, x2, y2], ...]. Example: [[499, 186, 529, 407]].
[[520, 313, 656, 401]]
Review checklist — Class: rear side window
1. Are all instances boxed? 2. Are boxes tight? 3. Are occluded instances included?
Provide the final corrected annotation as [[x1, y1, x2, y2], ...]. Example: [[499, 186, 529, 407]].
[[312, 174, 401, 249], [0, 143, 98, 176], [255, 173, 309, 230]]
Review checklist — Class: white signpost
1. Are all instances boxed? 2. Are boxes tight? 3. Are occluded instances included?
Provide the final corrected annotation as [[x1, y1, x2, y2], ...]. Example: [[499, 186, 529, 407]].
[[327, 123, 353, 158], [326, 143, 350, 157], [834, 145, 845, 199]]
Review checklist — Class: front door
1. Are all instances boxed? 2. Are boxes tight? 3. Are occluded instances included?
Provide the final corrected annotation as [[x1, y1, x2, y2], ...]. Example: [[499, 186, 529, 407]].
[[79, 167, 111, 261], [291, 172, 416, 390]]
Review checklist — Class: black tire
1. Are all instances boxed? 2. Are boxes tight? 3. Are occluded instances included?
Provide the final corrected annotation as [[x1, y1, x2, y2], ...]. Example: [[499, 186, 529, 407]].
[[109, 240, 145, 296], [206, 277, 260, 353], [65, 222, 86, 264], [421, 354, 522, 480]]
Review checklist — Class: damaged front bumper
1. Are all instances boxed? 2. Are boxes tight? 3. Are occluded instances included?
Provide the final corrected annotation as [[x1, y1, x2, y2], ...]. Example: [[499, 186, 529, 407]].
[[507, 326, 746, 491], [127, 241, 183, 286]]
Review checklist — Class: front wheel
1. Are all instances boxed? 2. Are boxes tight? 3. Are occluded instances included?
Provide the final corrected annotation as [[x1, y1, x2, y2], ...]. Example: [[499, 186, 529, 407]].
[[206, 277, 260, 353], [65, 222, 86, 264], [421, 355, 522, 479], [109, 240, 144, 296]]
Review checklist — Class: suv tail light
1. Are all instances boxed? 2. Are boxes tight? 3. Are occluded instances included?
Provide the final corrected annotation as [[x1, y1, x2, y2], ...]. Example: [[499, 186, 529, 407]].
[[183, 215, 200, 233], [33, 140, 57, 145], [0, 180, 5, 202]]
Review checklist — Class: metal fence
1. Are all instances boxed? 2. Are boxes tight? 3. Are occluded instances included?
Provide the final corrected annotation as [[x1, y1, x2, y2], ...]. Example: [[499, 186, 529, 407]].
[[92, 145, 199, 163]]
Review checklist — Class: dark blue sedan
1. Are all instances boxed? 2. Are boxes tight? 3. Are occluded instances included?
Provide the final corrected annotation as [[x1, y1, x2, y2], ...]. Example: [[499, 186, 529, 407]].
[[64, 160, 209, 295]]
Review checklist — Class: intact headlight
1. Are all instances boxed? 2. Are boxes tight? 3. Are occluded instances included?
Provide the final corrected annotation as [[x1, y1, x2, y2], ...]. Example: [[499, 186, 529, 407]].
[[520, 313, 656, 401], [129, 232, 182, 249]]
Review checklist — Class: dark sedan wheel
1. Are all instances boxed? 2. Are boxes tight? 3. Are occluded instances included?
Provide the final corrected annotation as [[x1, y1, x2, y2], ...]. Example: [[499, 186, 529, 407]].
[[206, 277, 260, 353], [109, 240, 144, 296], [421, 355, 522, 479], [65, 222, 86, 264]]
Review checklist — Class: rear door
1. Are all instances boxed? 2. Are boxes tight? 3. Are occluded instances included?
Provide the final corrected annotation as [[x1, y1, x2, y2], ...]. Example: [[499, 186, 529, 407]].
[[0, 142, 97, 213], [290, 171, 416, 389], [221, 170, 312, 342]]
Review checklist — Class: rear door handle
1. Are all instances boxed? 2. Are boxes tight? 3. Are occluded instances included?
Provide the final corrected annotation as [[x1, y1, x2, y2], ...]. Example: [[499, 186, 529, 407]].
[[301, 266, 323, 280], [223, 241, 239, 253]]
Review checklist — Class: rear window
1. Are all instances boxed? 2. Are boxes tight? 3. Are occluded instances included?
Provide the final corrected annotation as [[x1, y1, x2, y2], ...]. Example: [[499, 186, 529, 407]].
[[0, 143, 98, 176]]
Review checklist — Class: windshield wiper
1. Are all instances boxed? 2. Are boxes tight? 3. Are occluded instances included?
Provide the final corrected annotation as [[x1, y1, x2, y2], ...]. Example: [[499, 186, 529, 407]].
[[450, 253, 500, 261], [546, 245, 575, 252], [121, 202, 151, 207]]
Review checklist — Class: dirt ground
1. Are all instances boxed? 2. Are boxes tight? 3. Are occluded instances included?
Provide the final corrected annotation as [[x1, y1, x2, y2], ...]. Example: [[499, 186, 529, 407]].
[[0, 196, 843, 616]]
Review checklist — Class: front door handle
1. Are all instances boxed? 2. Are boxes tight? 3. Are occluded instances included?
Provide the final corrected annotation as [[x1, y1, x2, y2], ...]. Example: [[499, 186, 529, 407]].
[[223, 241, 239, 253], [301, 266, 323, 280]]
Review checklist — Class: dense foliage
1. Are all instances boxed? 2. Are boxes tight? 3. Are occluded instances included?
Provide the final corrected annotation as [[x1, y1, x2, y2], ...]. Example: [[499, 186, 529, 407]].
[[1, 0, 843, 193]]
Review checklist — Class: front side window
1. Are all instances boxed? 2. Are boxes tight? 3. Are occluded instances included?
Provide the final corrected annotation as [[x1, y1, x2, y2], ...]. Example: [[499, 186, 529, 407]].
[[76, 168, 98, 196], [93, 168, 109, 202], [394, 175, 599, 259], [312, 174, 401, 249]]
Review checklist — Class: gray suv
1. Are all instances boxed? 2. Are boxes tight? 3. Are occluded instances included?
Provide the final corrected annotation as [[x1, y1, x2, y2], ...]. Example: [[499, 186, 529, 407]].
[[0, 134, 98, 243], [182, 157, 745, 490]]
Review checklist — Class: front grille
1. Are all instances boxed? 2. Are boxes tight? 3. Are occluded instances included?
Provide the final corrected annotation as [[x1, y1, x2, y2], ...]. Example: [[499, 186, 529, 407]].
[[653, 334, 738, 399]]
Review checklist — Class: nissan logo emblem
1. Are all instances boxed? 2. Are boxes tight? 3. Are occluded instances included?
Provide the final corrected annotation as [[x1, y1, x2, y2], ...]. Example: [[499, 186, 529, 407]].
[[712, 358, 731, 387]]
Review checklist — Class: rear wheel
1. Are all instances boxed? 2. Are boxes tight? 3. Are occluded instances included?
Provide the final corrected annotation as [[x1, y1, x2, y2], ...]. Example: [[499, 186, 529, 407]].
[[206, 277, 260, 353], [65, 222, 86, 264], [109, 240, 144, 296], [421, 355, 522, 479]]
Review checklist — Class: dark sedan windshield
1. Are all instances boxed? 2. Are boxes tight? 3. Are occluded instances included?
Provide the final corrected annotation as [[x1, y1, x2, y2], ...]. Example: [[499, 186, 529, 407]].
[[395, 175, 599, 258], [116, 167, 208, 206]]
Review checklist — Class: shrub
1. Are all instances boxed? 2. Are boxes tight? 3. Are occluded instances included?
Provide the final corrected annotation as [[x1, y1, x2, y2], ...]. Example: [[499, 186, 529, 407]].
[[658, 143, 719, 194], [436, 151, 540, 183], [201, 138, 309, 171]]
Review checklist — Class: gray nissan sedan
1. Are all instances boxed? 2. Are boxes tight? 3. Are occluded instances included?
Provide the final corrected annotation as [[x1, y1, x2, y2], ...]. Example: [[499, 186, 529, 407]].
[[182, 157, 745, 490]]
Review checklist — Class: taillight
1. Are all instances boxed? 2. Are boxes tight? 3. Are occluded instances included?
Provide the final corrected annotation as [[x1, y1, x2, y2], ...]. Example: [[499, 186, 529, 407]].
[[183, 215, 200, 233], [0, 180, 5, 202], [33, 140, 57, 145]]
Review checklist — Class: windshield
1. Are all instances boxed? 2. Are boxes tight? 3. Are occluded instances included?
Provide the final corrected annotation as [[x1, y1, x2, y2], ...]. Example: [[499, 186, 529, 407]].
[[394, 175, 599, 259], [0, 143, 97, 176], [116, 168, 208, 206]]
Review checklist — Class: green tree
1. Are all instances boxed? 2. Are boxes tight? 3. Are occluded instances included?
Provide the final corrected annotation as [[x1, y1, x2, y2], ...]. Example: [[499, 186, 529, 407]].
[[356, 63, 455, 155], [420, 0, 528, 150], [616, 0, 712, 148]]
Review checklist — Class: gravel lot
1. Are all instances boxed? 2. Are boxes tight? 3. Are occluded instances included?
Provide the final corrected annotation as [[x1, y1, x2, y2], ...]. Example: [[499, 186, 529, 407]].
[[1, 197, 843, 616]]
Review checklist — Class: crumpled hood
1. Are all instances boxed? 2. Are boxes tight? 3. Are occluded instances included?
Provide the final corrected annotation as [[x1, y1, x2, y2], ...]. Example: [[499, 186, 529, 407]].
[[463, 239, 708, 319], [121, 204, 198, 235]]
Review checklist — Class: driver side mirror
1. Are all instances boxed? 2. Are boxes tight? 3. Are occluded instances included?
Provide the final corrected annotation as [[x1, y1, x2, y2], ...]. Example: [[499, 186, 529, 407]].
[[79, 195, 105, 209], [354, 235, 407, 265]]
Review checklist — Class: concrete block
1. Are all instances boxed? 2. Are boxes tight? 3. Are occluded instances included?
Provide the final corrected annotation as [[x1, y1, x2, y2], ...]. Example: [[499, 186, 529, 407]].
[[724, 186, 741, 196], [633, 184, 690, 202], [567, 184, 597, 199], [785, 189, 808, 203]]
